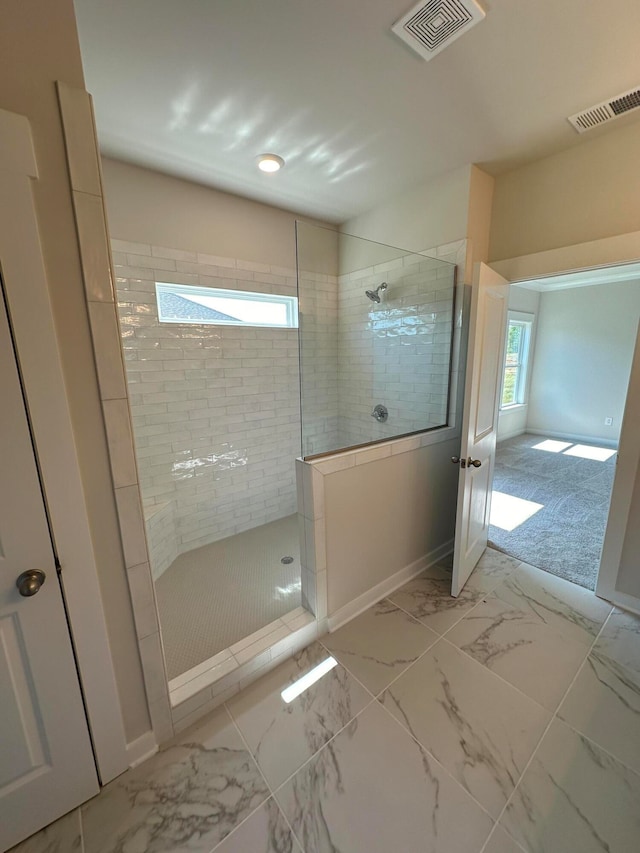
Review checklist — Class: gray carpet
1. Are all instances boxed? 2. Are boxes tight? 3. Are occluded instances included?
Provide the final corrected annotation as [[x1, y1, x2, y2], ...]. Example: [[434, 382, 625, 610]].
[[156, 514, 301, 679], [488, 433, 616, 590]]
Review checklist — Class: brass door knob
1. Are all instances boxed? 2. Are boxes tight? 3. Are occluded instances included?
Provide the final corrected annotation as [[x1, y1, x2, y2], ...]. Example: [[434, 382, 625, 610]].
[[16, 569, 46, 597], [469, 458, 482, 468], [451, 456, 460, 464]]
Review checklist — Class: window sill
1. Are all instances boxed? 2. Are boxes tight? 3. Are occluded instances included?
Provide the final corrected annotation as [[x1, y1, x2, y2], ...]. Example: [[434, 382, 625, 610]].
[[499, 403, 528, 412]]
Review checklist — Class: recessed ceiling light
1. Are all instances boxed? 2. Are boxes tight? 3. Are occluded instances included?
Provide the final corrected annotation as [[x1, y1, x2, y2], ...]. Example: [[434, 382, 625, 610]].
[[257, 153, 285, 173]]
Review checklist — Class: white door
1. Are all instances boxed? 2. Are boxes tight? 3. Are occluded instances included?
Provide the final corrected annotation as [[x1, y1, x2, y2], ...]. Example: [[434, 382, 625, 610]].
[[0, 281, 99, 851], [452, 263, 509, 596], [596, 321, 640, 612]]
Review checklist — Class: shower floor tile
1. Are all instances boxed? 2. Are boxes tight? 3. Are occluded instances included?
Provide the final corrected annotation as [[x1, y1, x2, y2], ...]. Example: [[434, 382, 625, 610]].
[[156, 514, 302, 680]]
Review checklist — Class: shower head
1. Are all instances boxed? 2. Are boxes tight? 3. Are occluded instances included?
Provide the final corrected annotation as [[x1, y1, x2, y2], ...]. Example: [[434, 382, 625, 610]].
[[365, 282, 388, 303]]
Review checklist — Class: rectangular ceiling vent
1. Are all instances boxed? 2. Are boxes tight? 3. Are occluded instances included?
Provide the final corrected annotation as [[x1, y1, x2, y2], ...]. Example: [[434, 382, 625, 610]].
[[569, 87, 640, 133], [392, 0, 486, 62]]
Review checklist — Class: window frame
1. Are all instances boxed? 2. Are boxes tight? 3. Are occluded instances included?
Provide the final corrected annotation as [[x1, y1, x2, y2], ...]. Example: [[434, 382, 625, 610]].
[[155, 281, 299, 329], [500, 310, 534, 409]]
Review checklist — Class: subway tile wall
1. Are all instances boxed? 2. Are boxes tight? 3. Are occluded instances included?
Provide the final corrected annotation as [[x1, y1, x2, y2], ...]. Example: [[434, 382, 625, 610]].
[[113, 241, 302, 570], [337, 253, 456, 448], [298, 270, 339, 456], [298, 244, 460, 457]]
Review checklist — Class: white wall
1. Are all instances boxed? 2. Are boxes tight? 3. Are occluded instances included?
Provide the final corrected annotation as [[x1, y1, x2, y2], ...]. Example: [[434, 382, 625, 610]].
[[0, 0, 149, 742], [527, 280, 640, 444], [497, 286, 540, 441]]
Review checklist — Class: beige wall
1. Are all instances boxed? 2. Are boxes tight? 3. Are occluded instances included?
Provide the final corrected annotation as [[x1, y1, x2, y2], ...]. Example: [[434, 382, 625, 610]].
[[324, 439, 460, 613], [0, 0, 149, 741], [101, 157, 335, 272], [466, 165, 495, 280], [490, 119, 640, 261], [343, 165, 473, 255]]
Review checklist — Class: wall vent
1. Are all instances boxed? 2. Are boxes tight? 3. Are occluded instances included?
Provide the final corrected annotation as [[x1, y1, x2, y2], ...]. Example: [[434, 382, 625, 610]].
[[392, 0, 486, 62], [568, 86, 640, 133]]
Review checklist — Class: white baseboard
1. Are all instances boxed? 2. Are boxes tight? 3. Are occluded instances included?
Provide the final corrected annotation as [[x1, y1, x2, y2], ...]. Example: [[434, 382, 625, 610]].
[[596, 586, 640, 617], [327, 539, 454, 632], [526, 428, 618, 449], [497, 427, 526, 443], [126, 730, 158, 768]]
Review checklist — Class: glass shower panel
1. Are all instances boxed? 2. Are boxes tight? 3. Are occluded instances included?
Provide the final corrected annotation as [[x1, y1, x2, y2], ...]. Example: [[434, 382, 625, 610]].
[[296, 222, 456, 458]]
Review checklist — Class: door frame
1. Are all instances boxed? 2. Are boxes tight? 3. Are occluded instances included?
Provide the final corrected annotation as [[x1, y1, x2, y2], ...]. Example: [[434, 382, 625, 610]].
[[492, 232, 640, 612], [0, 108, 129, 782]]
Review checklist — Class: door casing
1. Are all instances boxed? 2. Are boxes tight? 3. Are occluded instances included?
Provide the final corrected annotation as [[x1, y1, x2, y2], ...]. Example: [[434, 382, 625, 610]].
[[491, 240, 640, 612], [0, 107, 129, 784]]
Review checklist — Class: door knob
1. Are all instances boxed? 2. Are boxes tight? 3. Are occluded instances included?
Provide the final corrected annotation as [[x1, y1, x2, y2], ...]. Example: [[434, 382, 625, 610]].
[[451, 456, 460, 464], [468, 458, 482, 468], [16, 569, 46, 597]]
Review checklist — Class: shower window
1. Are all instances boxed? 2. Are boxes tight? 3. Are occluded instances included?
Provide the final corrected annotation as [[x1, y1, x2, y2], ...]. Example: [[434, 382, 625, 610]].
[[296, 222, 457, 458], [156, 282, 298, 328]]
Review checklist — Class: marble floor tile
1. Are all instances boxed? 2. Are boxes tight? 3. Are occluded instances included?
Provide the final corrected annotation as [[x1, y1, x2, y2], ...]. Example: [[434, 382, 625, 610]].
[[446, 591, 592, 711], [558, 650, 640, 774], [593, 607, 640, 677], [8, 810, 81, 853], [482, 825, 526, 853], [496, 562, 611, 645], [275, 701, 494, 853], [226, 642, 372, 789], [466, 548, 522, 595], [380, 639, 550, 818], [320, 599, 438, 695], [82, 706, 269, 853], [502, 718, 640, 853], [387, 565, 485, 635], [212, 798, 302, 853]]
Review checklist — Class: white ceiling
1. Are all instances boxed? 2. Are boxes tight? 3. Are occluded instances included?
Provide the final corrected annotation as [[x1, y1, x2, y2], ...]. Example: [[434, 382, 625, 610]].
[[74, 0, 640, 223]]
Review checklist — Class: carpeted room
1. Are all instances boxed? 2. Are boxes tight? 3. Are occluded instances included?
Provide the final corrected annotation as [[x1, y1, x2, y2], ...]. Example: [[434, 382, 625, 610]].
[[490, 272, 640, 590]]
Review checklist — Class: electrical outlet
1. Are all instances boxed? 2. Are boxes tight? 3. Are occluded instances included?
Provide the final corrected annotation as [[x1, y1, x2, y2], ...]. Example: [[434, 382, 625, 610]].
[[605, 417, 613, 426]]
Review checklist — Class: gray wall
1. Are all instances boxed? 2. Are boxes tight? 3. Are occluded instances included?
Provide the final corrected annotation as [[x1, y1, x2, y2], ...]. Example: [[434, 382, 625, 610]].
[[527, 280, 640, 444]]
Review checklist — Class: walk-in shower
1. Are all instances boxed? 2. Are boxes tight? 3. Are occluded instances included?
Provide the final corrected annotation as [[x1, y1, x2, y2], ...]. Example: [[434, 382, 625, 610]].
[[297, 222, 457, 457], [114, 224, 456, 687]]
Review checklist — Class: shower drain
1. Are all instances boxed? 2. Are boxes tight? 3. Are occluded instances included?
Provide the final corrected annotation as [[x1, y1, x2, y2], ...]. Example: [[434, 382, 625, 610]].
[[281, 556, 294, 564]]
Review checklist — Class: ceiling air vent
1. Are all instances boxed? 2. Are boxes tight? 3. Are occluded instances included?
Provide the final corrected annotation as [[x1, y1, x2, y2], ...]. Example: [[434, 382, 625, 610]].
[[569, 86, 640, 133], [392, 0, 486, 62]]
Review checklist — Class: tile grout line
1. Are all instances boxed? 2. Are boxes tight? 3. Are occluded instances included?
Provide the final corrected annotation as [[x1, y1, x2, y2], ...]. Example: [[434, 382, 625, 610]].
[[324, 561, 525, 709], [438, 634, 552, 716], [553, 651, 640, 782], [369, 672, 499, 826], [479, 603, 616, 852], [216, 704, 307, 853]]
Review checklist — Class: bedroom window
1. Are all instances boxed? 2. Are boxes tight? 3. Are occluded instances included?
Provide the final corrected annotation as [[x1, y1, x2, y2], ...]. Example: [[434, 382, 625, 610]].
[[501, 312, 533, 408]]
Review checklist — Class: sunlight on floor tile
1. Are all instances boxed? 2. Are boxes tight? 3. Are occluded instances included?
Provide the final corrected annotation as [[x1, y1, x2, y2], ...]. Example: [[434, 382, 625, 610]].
[[490, 491, 544, 532]]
